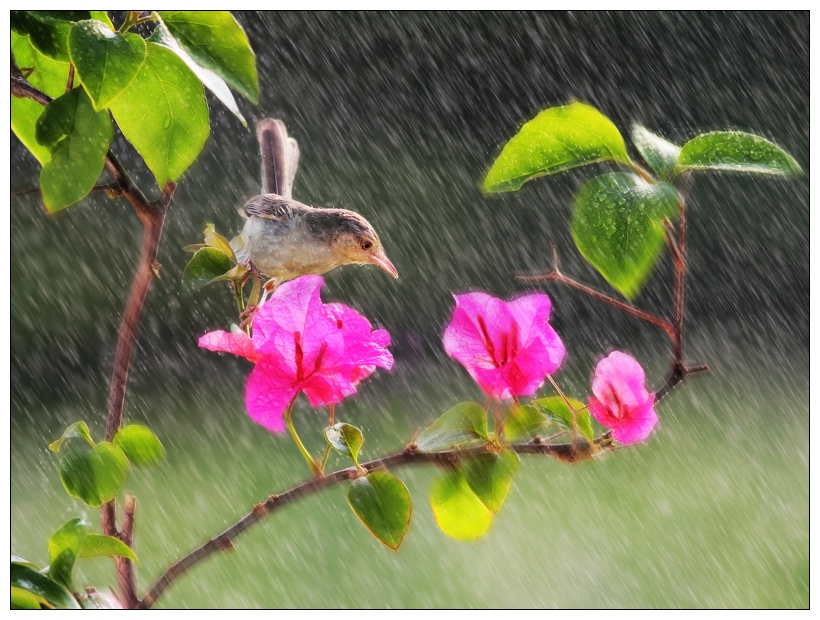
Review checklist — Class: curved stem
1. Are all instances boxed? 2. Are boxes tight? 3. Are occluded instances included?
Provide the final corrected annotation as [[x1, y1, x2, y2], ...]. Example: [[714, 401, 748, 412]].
[[284, 402, 319, 476]]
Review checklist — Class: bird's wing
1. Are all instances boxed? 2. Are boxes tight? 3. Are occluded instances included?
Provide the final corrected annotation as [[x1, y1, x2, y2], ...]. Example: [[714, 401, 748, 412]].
[[240, 194, 294, 221]]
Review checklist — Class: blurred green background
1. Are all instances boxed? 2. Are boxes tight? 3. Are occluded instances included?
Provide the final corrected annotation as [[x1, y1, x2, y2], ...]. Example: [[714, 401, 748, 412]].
[[11, 12, 808, 608]]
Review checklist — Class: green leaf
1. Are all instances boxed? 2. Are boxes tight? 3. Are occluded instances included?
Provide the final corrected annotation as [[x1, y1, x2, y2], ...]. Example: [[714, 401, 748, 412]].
[[11, 556, 40, 570], [462, 450, 520, 513], [68, 20, 146, 110], [532, 396, 595, 442], [416, 402, 490, 452], [58, 442, 130, 507], [203, 223, 237, 261], [11, 564, 79, 609], [49, 421, 95, 453], [631, 125, 680, 180], [108, 41, 210, 186], [430, 470, 494, 540], [11, 31, 70, 164], [149, 22, 247, 126], [113, 424, 166, 468], [89, 11, 115, 30], [79, 534, 138, 562], [347, 471, 412, 550], [156, 11, 259, 103], [483, 102, 632, 192], [325, 423, 364, 466], [181, 247, 232, 295], [27, 11, 92, 23], [12, 585, 46, 609], [572, 172, 680, 299], [35, 87, 113, 212], [505, 404, 547, 441], [48, 517, 88, 588], [11, 11, 71, 61], [676, 131, 801, 177]]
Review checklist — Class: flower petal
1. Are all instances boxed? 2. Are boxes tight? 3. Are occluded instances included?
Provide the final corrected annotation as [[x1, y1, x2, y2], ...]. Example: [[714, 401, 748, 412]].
[[592, 351, 649, 406], [198, 330, 262, 362], [245, 356, 298, 433]]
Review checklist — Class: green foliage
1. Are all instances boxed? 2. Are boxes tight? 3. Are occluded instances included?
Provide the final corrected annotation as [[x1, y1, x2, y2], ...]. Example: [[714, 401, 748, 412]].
[[35, 87, 113, 212], [113, 424, 166, 468], [11, 11, 75, 61], [347, 471, 412, 550], [430, 470, 494, 540], [482, 102, 631, 192], [677, 131, 801, 176], [68, 20, 146, 110], [416, 402, 490, 452], [631, 125, 681, 180], [48, 517, 88, 588], [505, 404, 547, 441], [462, 450, 520, 513], [156, 11, 259, 103], [572, 173, 679, 299], [79, 534, 138, 562], [203, 223, 237, 261], [533, 396, 595, 442], [325, 423, 364, 466], [108, 41, 210, 186], [58, 441, 130, 507], [10, 564, 80, 609], [48, 421, 94, 453], [181, 247, 233, 295]]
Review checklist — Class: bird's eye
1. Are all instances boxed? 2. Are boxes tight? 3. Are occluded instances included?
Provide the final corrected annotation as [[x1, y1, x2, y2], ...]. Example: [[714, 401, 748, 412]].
[[361, 240, 373, 251]]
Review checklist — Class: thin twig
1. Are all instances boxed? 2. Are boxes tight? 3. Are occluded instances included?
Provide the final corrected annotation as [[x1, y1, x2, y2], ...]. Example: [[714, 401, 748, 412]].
[[66, 64, 74, 93], [117, 496, 138, 609]]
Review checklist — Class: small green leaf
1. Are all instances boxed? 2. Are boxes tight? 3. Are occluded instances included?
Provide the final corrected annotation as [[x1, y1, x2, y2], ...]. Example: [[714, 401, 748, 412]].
[[532, 396, 594, 442], [505, 404, 547, 441], [11, 31, 70, 164], [79, 534, 138, 562], [12, 585, 45, 609], [11, 564, 80, 609], [483, 102, 631, 193], [181, 247, 232, 295], [108, 41, 209, 186], [48, 517, 88, 588], [183, 243, 209, 253], [156, 11, 259, 103], [27, 11, 92, 23], [113, 424, 166, 468], [347, 471, 412, 550], [248, 273, 261, 307], [58, 442, 130, 507], [89, 11, 115, 30], [325, 423, 364, 465], [631, 125, 681, 180], [149, 22, 247, 126], [676, 131, 801, 176], [462, 450, 520, 513], [11, 11, 71, 61], [11, 556, 40, 570], [416, 402, 490, 452], [68, 20, 146, 110], [430, 470, 494, 540], [203, 223, 237, 261], [35, 87, 113, 212], [48, 421, 95, 453], [572, 172, 680, 299]]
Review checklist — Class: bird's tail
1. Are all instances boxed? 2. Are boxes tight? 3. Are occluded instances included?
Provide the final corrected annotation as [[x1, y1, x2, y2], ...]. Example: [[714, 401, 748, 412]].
[[257, 118, 299, 199]]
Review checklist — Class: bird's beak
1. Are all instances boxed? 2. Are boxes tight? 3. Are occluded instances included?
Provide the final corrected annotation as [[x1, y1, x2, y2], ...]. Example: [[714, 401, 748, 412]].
[[369, 253, 399, 279]]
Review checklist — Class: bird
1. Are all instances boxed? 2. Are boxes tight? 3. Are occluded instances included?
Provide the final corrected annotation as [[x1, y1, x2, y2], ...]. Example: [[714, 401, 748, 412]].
[[231, 119, 398, 287]]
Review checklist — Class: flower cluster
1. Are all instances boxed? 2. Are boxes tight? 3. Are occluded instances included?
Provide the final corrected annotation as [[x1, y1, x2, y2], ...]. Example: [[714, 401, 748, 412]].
[[199, 275, 392, 433]]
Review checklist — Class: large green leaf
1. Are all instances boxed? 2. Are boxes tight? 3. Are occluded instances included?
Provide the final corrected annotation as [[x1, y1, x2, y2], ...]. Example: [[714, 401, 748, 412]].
[[108, 41, 210, 186], [181, 247, 232, 295], [35, 87, 113, 212], [347, 471, 412, 550], [505, 404, 547, 441], [149, 22, 247, 126], [68, 20, 146, 110], [572, 172, 680, 299], [11, 564, 80, 609], [631, 125, 680, 180], [325, 422, 364, 466], [26, 11, 92, 23], [113, 424, 166, 468], [483, 102, 631, 192], [48, 517, 88, 588], [156, 11, 259, 103], [462, 450, 520, 513], [11, 11, 71, 61], [58, 442, 130, 507], [48, 420, 95, 453], [430, 470, 494, 540], [676, 131, 801, 176], [11, 31, 70, 164], [532, 395, 594, 442], [79, 534, 138, 562], [416, 402, 490, 452]]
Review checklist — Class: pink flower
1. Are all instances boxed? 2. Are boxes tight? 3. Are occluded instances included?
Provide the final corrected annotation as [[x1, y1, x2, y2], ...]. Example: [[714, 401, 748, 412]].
[[198, 275, 393, 433], [588, 351, 657, 444], [442, 291, 565, 400]]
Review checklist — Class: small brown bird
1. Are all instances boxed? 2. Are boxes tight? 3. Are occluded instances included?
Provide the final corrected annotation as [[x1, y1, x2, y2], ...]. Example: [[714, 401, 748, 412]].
[[232, 119, 398, 286]]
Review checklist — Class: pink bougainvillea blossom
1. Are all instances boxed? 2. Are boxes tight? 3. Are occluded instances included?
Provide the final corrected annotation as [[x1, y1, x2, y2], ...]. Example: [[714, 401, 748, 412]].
[[198, 275, 393, 433], [588, 351, 657, 444], [442, 291, 565, 400]]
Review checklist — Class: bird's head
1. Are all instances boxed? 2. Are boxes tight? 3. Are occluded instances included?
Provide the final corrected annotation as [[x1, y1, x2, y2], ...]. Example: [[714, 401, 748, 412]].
[[310, 209, 399, 279]]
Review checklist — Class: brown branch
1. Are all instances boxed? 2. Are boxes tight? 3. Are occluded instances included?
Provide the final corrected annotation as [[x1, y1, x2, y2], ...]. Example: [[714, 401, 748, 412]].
[[66, 64, 74, 93], [115, 496, 138, 609], [139, 435, 613, 609]]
